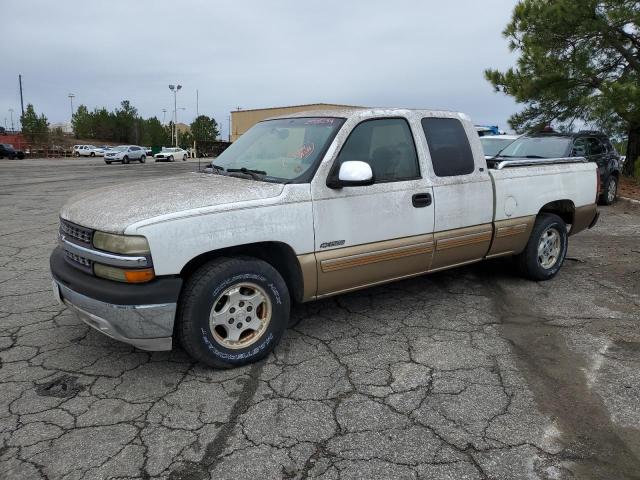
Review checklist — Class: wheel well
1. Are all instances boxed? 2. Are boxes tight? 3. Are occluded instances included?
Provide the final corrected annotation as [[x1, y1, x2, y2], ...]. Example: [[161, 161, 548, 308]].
[[539, 199, 575, 225], [180, 242, 305, 303]]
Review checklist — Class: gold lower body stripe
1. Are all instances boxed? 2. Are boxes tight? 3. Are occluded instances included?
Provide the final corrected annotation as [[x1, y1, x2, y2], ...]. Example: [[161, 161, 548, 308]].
[[320, 243, 434, 273]]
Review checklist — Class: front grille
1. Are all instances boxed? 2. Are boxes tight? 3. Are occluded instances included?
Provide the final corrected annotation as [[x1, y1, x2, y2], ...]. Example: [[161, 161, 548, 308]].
[[64, 249, 93, 274], [60, 219, 93, 245]]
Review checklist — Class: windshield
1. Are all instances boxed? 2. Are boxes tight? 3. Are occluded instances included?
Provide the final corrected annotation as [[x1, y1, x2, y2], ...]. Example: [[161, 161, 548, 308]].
[[162, 147, 177, 152], [113, 146, 128, 152], [215, 117, 345, 182], [498, 136, 571, 158], [480, 137, 516, 156]]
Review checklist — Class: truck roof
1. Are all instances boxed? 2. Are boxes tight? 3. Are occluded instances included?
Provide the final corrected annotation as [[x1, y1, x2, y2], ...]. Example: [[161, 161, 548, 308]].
[[267, 107, 470, 122]]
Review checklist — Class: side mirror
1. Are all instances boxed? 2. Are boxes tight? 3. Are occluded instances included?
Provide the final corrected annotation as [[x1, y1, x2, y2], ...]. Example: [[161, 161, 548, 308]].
[[328, 160, 374, 188]]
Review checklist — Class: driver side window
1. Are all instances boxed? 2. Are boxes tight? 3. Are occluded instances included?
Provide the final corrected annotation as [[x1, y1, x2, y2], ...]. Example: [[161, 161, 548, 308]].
[[334, 118, 420, 183]]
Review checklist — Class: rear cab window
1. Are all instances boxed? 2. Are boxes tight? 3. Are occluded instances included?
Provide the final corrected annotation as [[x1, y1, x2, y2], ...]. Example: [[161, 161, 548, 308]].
[[421, 118, 475, 177]]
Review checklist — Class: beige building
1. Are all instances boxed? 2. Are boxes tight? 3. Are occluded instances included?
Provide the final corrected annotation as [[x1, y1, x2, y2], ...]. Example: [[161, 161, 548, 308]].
[[230, 103, 361, 142]]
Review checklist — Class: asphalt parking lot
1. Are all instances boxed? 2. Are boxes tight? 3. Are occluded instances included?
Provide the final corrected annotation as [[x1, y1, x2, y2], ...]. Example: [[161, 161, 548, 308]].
[[1, 158, 639, 480]]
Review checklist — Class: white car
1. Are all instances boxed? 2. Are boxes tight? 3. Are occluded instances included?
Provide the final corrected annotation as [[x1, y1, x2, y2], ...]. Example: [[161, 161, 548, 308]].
[[154, 147, 188, 162], [480, 134, 519, 159], [52, 108, 599, 368], [73, 145, 104, 157]]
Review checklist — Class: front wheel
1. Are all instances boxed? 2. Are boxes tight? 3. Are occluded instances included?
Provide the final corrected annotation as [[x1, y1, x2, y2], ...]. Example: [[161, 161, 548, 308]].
[[177, 257, 290, 368], [140, 155, 146, 163], [514, 213, 568, 281], [168, 155, 174, 162], [105, 161, 111, 165], [90, 152, 95, 157], [123, 156, 129, 164], [600, 175, 617, 205]]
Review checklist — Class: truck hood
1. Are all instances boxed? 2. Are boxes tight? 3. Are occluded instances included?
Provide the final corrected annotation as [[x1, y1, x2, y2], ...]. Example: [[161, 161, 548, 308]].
[[60, 173, 284, 233]]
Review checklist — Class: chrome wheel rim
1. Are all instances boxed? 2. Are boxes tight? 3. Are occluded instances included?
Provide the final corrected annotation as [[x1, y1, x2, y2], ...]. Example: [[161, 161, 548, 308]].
[[209, 282, 271, 349], [607, 178, 616, 203], [538, 227, 561, 269]]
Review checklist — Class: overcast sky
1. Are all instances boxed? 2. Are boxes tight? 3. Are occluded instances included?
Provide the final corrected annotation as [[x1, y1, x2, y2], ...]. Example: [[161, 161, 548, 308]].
[[2, 0, 521, 137]]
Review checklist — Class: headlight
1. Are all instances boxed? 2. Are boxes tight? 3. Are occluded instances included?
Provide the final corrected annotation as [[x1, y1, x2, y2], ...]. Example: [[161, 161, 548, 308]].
[[93, 231, 150, 254], [94, 263, 155, 283]]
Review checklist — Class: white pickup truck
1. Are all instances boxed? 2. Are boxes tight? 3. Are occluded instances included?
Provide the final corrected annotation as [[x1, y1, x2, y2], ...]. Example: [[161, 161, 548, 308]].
[[51, 108, 599, 368]]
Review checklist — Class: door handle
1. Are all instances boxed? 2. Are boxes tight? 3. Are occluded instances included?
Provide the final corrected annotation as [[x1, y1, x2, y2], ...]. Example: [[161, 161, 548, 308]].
[[412, 193, 432, 208]]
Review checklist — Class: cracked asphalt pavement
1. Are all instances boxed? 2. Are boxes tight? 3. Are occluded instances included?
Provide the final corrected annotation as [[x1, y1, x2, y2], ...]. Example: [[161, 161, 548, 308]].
[[1, 158, 640, 480]]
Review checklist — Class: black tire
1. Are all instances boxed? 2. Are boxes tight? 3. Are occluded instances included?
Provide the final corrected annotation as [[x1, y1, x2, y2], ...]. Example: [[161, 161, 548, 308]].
[[74, 152, 80, 157], [599, 175, 617, 205], [177, 257, 290, 368], [140, 155, 146, 163], [90, 152, 95, 157], [105, 161, 111, 165], [168, 155, 174, 162], [514, 213, 568, 281], [123, 156, 129, 164]]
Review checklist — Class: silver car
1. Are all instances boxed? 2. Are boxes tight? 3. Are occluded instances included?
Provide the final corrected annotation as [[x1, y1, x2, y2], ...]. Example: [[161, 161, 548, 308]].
[[103, 145, 147, 164]]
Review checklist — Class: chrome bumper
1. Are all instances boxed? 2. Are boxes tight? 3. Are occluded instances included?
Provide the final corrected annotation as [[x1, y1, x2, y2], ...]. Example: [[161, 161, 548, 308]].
[[53, 280, 175, 351]]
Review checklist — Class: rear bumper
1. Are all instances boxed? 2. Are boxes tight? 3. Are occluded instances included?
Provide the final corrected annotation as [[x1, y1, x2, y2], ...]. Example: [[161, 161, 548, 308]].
[[50, 247, 182, 351]]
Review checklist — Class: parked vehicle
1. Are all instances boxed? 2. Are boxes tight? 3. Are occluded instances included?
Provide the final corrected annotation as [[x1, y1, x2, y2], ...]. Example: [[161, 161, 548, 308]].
[[480, 134, 519, 159], [51, 108, 598, 368], [103, 145, 146, 164], [476, 125, 501, 136], [0, 143, 25, 159], [73, 145, 102, 157], [492, 130, 621, 205], [154, 147, 188, 162], [143, 146, 152, 156]]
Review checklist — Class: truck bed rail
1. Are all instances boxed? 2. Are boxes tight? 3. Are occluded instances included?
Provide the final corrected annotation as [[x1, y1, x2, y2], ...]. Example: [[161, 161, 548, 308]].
[[488, 157, 587, 170]]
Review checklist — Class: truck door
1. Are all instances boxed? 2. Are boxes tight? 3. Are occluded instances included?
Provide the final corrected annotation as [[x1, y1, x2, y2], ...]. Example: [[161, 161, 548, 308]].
[[311, 117, 435, 297], [420, 117, 494, 271]]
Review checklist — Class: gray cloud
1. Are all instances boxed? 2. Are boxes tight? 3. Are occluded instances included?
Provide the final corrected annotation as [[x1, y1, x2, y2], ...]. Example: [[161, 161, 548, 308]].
[[1, 0, 520, 136]]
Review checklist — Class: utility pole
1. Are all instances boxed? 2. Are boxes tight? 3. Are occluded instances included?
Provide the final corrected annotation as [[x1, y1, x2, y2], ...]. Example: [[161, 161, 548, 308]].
[[68, 93, 75, 122], [227, 115, 231, 142], [9, 109, 14, 131], [196, 89, 199, 118], [162, 109, 167, 124], [18, 74, 24, 117]]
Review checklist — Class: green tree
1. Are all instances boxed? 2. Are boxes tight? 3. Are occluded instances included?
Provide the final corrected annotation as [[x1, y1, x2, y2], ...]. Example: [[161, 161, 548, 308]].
[[20, 104, 49, 144], [114, 100, 138, 143], [71, 105, 93, 139], [178, 129, 194, 148], [485, 0, 640, 176], [190, 115, 220, 142]]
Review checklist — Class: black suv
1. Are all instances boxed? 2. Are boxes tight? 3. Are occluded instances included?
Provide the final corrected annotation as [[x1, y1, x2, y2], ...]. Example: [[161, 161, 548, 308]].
[[493, 131, 622, 205], [0, 143, 25, 160]]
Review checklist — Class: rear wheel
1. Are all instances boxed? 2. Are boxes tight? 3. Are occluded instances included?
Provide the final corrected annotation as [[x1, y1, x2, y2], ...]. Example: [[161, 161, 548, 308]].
[[140, 155, 146, 163], [600, 175, 617, 205], [514, 213, 568, 281], [177, 257, 290, 368]]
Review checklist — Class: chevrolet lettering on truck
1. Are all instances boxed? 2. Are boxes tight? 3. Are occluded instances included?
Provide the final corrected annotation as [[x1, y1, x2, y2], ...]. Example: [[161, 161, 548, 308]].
[[51, 108, 599, 368]]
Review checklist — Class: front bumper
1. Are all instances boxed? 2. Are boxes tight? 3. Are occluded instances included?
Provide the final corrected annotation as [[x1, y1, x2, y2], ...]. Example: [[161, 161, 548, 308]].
[[53, 280, 175, 350], [50, 247, 182, 351]]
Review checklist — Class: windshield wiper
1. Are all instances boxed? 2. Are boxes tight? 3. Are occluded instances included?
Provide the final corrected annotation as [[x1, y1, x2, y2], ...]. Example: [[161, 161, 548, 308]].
[[227, 167, 267, 180], [523, 155, 545, 158], [203, 163, 226, 175]]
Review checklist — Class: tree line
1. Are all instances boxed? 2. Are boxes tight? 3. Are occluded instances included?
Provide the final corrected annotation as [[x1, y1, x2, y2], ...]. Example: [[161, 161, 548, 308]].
[[71, 100, 220, 147]]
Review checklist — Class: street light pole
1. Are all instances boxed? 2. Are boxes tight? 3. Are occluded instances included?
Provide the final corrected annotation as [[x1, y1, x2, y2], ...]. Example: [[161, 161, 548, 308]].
[[162, 109, 167, 124], [168, 84, 182, 147], [9, 109, 14, 131], [68, 93, 75, 122]]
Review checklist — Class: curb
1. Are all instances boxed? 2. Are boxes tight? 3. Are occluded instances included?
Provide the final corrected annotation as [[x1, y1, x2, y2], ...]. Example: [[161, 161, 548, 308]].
[[619, 196, 640, 205]]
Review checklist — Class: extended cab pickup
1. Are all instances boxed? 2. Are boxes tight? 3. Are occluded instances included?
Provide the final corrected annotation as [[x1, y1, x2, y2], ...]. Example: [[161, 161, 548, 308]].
[[51, 108, 599, 368]]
